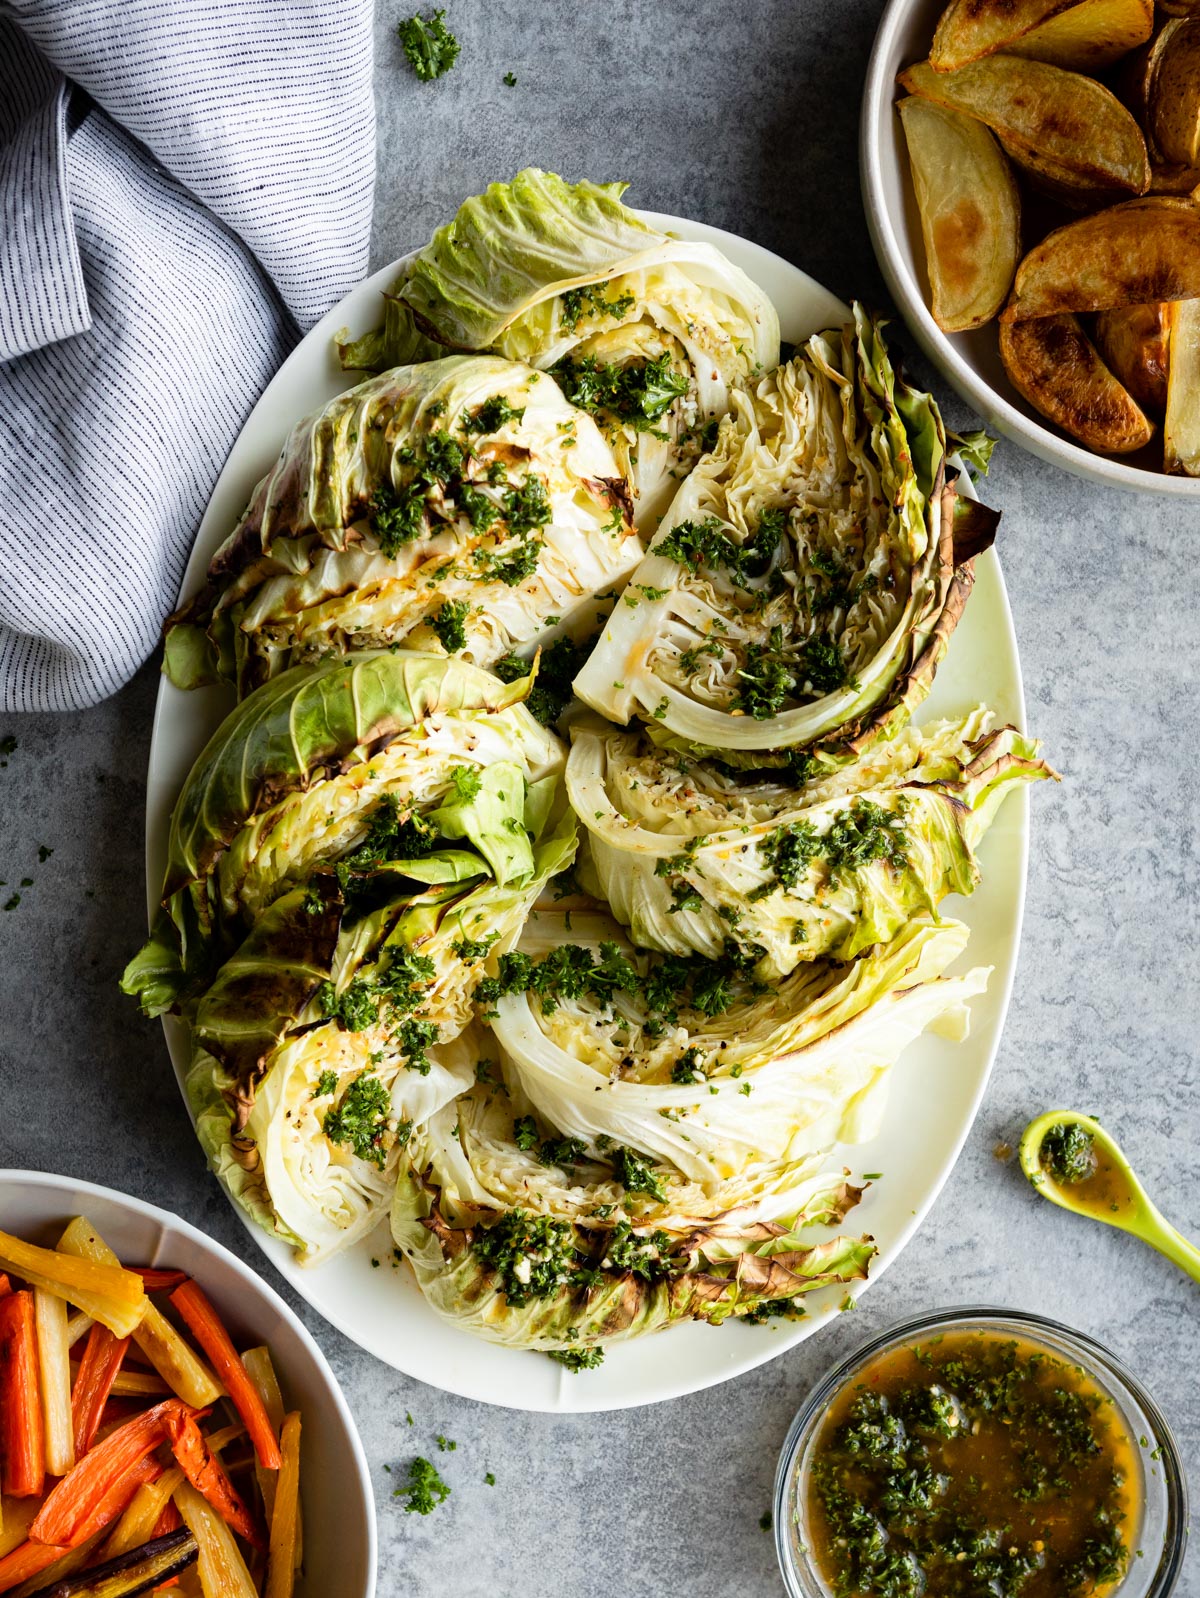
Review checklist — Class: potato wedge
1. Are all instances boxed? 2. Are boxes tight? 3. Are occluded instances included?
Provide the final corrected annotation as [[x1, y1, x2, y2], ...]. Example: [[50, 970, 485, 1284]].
[[898, 96, 1020, 331], [1164, 298, 1200, 472], [1150, 163, 1200, 196], [1159, 0, 1200, 13], [999, 313, 1154, 452], [1003, 198, 1200, 320], [931, 0, 1153, 72], [898, 57, 1149, 201], [1095, 303, 1172, 414], [1150, 18, 1200, 167]]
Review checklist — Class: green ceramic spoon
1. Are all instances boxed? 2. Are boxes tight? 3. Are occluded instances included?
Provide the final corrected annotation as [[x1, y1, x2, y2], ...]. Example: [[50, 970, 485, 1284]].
[[1019, 1110, 1200, 1284]]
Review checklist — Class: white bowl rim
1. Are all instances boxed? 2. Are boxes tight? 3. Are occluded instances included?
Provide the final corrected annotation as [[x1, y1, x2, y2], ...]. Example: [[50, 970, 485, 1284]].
[[0, 1166, 379, 1598], [860, 0, 1200, 499]]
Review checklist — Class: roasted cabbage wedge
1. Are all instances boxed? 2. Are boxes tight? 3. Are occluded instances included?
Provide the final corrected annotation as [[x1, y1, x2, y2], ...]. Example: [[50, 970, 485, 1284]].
[[163, 356, 642, 696], [566, 711, 1054, 978], [336, 169, 780, 528], [187, 815, 577, 1262], [121, 651, 565, 1017], [388, 1030, 880, 1351], [487, 911, 986, 1191], [574, 305, 998, 760]]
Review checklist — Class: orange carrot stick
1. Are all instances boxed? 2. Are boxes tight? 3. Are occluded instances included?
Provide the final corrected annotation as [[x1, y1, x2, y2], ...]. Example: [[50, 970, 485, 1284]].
[[30, 1400, 195, 1548], [0, 1459, 162, 1594], [71, 1324, 131, 1458], [0, 1291, 45, 1499], [0, 1537, 64, 1593], [130, 1269, 189, 1292], [167, 1415, 262, 1549], [0, 1276, 11, 1299], [169, 1285, 280, 1471]]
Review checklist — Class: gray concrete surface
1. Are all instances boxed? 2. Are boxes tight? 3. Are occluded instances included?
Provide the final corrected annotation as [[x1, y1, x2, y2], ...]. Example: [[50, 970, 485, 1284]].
[[2, 1, 1198, 1593]]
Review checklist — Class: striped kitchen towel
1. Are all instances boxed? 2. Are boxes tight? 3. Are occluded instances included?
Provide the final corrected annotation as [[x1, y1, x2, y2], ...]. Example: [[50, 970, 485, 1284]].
[[0, 1, 376, 711]]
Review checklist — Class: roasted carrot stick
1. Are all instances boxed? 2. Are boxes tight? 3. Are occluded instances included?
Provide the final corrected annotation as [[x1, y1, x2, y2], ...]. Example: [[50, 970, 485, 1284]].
[[0, 1277, 11, 1299], [71, 1324, 131, 1458], [129, 1270, 189, 1293], [0, 1536, 64, 1594], [264, 1412, 301, 1598], [30, 1400, 194, 1548], [166, 1415, 261, 1549], [169, 1285, 280, 1471], [0, 1292, 45, 1499]]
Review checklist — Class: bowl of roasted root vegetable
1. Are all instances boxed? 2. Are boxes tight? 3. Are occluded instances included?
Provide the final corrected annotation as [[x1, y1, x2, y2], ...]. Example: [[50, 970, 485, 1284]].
[[863, 0, 1200, 493], [0, 1170, 375, 1598]]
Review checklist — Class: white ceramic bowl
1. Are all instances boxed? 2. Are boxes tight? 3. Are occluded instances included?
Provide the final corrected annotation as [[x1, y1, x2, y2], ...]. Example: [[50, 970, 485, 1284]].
[[0, 1170, 377, 1597], [861, 0, 1199, 498]]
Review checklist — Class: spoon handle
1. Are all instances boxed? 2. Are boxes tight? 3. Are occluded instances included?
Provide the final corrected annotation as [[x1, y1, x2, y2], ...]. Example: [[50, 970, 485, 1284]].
[[1141, 1208, 1200, 1286]]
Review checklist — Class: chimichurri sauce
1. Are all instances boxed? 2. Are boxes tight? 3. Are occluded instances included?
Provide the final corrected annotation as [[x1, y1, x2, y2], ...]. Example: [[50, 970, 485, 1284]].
[[1040, 1124, 1136, 1220], [804, 1330, 1139, 1598]]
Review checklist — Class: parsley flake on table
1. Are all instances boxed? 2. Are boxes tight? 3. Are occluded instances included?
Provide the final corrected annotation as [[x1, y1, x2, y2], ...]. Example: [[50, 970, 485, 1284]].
[[397, 1455, 451, 1514], [398, 10, 460, 81]]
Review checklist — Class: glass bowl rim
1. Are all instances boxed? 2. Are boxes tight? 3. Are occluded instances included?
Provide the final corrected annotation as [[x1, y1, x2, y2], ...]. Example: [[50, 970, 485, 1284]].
[[773, 1304, 1190, 1598]]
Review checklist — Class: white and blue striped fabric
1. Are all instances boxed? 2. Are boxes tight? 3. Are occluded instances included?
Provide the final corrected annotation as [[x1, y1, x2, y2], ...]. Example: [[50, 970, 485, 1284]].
[[0, 1, 376, 710]]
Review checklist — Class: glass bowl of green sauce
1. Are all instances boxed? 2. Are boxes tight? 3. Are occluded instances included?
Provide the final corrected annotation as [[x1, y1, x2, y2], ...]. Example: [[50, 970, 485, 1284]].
[[774, 1308, 1187, 1598]]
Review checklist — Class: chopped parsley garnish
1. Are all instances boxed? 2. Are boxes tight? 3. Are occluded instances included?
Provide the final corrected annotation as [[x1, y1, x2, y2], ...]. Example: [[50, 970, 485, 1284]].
[[436, 1435, 456, 1453], [431, 598, 469, 653], [604, 1220, 672, 1276], [478, 539, 542, 586], [799, 631, 855, 695], [759, 820, 821, 892], [452, 932, 498, 962], [449, 764, 482, 802], [656, 513, 780, 584], [396, 1455, 451, 1514], [317, 978, 380, 1033], [512, 1115, 539, 1152], [472, 1209, 577, 1307], [823, 800, 908, 884], [398, 10, 460, 80], [559, 285, 635, 331], [548, 1346, 605, 1371], [462, 396, 525, 435], [493, 632, 593, 727], [395, 1017, 438, 1076], [314, 1070, 338, 1098], [610, 1146, 666, 1203], [371, 481, 426, 556], [551, 352, 688, 430], [502, 71, 516, 87], [503, 474, 552, 537], [670, 1047, 706, 1084], [323, 1073, 393, 1166], [538, 1135, 589, 1169]]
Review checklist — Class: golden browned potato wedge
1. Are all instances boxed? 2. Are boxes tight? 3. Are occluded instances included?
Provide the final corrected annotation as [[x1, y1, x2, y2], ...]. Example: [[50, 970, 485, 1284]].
[[898, 58, 1149, 202], [1003, 197, 1200, 320], [999, 313, 1155, 452], [898, 96, 1020, 331], [931, 0, 1153, 72], [1149, 18, 1200, 167], [1159, 0, 1200, 14], [1095, 303, 1172, 414], [1150, 163, 1200, 195], [1164, 298, 1200, 471]]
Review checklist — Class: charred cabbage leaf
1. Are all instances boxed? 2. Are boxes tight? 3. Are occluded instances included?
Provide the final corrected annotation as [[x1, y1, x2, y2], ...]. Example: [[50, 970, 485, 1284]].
[[574, 305, 999, 757], [566, 710, 1055, 978], [121, 651, 564, 1017], [164, 355, 642, 696], [335, 169, 780, 528], [188, 815, 577, 1262]]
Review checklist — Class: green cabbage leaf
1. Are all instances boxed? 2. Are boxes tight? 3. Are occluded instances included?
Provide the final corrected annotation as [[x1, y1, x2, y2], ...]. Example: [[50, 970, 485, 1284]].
[[163, 355, 643, 695], [573, 305, 999, 756], [567, 711, 1054, 978], [336, 169, 780, 529]]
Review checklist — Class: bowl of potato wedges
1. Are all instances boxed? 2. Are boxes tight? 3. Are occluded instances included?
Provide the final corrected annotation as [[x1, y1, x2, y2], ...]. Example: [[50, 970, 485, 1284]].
[[862, 0, 1200, 491]]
